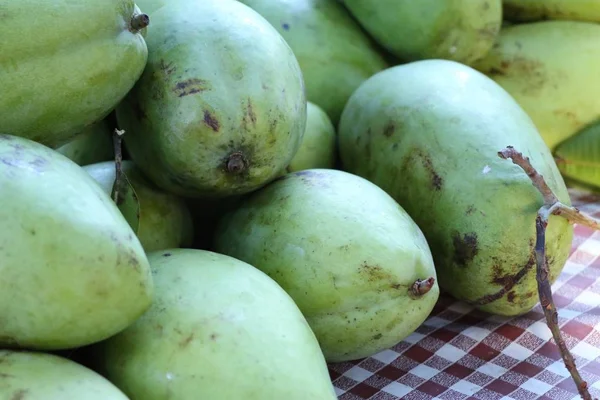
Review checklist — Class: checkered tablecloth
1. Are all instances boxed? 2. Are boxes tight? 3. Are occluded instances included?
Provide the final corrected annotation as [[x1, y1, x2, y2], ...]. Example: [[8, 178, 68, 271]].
[[328, 188, 600, 400]]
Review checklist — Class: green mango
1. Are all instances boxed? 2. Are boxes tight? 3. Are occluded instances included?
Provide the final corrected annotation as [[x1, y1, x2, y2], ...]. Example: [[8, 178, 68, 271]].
[[55, 119, 114, 166], [87, 249, 338, 399], [0, 0, 150, 149], [503, 0, 600, 22], [238, 0, 388, 125], [0, 350, 129, 400], [116, 0, 306, 199], [472, 20, 600, 151], [337, 59, 573, 317], [213, 169, 440, 362], [286, 102, 337, 172], [554, 120, 600, 191], [339, 0, 502, 66], [83, 160, 194, 252], [0, 134, 153, 350]]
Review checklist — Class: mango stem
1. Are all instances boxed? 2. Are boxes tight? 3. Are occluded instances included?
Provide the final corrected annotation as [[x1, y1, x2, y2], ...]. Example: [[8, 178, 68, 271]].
[[410, 277, 435, 297], [112, 129, 125, 205], [130, 13, 150, 32], [499, 145, 597, 400]]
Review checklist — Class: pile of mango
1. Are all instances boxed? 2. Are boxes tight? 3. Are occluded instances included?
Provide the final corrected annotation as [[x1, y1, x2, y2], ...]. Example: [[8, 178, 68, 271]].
[[1, 0, 598, 398]]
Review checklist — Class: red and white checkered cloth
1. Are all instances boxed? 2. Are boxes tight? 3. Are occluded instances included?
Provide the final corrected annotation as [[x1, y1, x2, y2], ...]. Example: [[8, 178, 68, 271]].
[[328, 188, 600, 400]]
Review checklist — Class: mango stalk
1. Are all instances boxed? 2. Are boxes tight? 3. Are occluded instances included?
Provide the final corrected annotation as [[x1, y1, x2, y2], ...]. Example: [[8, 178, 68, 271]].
[[499, 146, 600, 400]]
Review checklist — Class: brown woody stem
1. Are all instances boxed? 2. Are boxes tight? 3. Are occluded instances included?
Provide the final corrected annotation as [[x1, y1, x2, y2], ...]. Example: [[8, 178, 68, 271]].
[[112, 129, 125, 204], [498, 145, 598, 400], [130, 13, 150, 32], [410, 277, 435, 297]]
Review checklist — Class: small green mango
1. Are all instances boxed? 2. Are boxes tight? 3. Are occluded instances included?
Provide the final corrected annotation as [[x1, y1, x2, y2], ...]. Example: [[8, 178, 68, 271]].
[[239, 0, 388, 124], [0, 350, 129, 400], [554, 120, 600, 191], [337, 59, 573, 317], [213, 169, 440, 362], [339, 0, 502, 66], [0, 0, 149, 148], [55, 119, 113, 166], [87, 249, 338, 399], [503, 0, 600, 22], [287, 102, 337, 172], [83, 160, 194, 252], [0, 134, 153, 350], [472, 20, 600, 151], [116, 0, 306, 199]]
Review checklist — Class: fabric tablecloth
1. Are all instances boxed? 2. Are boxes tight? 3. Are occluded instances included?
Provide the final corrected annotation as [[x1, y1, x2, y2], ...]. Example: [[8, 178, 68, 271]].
[[328, 188, 600, 400]]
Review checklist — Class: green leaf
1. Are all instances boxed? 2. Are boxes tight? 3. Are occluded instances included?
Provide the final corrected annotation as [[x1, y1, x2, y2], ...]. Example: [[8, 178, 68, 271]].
[[554, 121, 600, 190], [110, 170, 140, 234]]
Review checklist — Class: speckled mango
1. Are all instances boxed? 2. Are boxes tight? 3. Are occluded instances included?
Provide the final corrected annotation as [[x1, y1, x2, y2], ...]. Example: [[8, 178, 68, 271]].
[[472, 20, 600, 151], [0, 134, 153, 350], [213, 169, 440, 362], [0, 0, 150, 149], [503, 0, 600, 22], [116, 0, 306, 199], [238, 0, 388, 124], [0, 350, 129, 400], [339, 0, 502, 66], [87, 249, 338, 399], [337, 59, 573, 316], [83, 160, 194, 252]]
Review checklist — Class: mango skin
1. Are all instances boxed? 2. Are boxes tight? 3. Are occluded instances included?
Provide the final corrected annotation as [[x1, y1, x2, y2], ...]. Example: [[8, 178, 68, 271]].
[[213, 169, 440, 362], [0, 0, 149, 149], [503, 0, 600, 22], [286, 102, 337, 172], [117, 0, 306, 199], [554, 121, 600, 191], [55, 119, 113, 166], [239, 0, 388, 125], [340, 0, 502, 66], [88, 249, 338, 400], [83, 160, 194, 252], [0, 134, 153, 350], [0, 350, 129, 400], [472, 20, 600, 151], [337, 60, 573, 317]]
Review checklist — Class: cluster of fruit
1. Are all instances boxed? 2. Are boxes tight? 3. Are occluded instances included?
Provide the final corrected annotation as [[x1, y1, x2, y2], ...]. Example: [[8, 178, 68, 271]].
[[1, 0, 599, 399]]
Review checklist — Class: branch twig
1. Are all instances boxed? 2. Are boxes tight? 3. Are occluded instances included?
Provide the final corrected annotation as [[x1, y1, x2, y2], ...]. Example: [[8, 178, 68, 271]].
[[112, 129, 125, 204], [498, 145, 599, 400]]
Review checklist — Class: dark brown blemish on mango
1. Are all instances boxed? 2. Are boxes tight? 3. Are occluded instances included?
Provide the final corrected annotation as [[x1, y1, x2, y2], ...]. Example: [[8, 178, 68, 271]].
[[159, 59, 176, 75], [242, 99, 257, 131], [173, 78, 209, 98], [179, 333, 194, 348], [383, 122, 395, 137], [507, 291, 516, 303], [372, 333, 383, 340], [465, 205, 476, 215], [282, 23, 290, 31], [401, 148, 443, 190], [452, 232, 478, 267], [163, 252, 172, 257], [470, 240, 536, 305], [203, 110, 220, 132]]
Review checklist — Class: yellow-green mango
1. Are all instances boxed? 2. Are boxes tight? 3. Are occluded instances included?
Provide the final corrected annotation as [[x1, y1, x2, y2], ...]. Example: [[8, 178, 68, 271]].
[[0, 0, 150, 148], [337, 59, 573, 317], [238, 0, 388, 124], [55, 119, 113, 166], [116, 0, 306, 199], [473, 20, 600, 151], [0, 134, 153, 350], [0, 350, 129, 400], [287, 102, 337, 172], [83, 160, 194, 252], [339, 0, 502, 66], [87, 249, 338, 399], [554, 120, 600, 191], [213, 169, 440, 362], [503, 0, 600, 22]]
